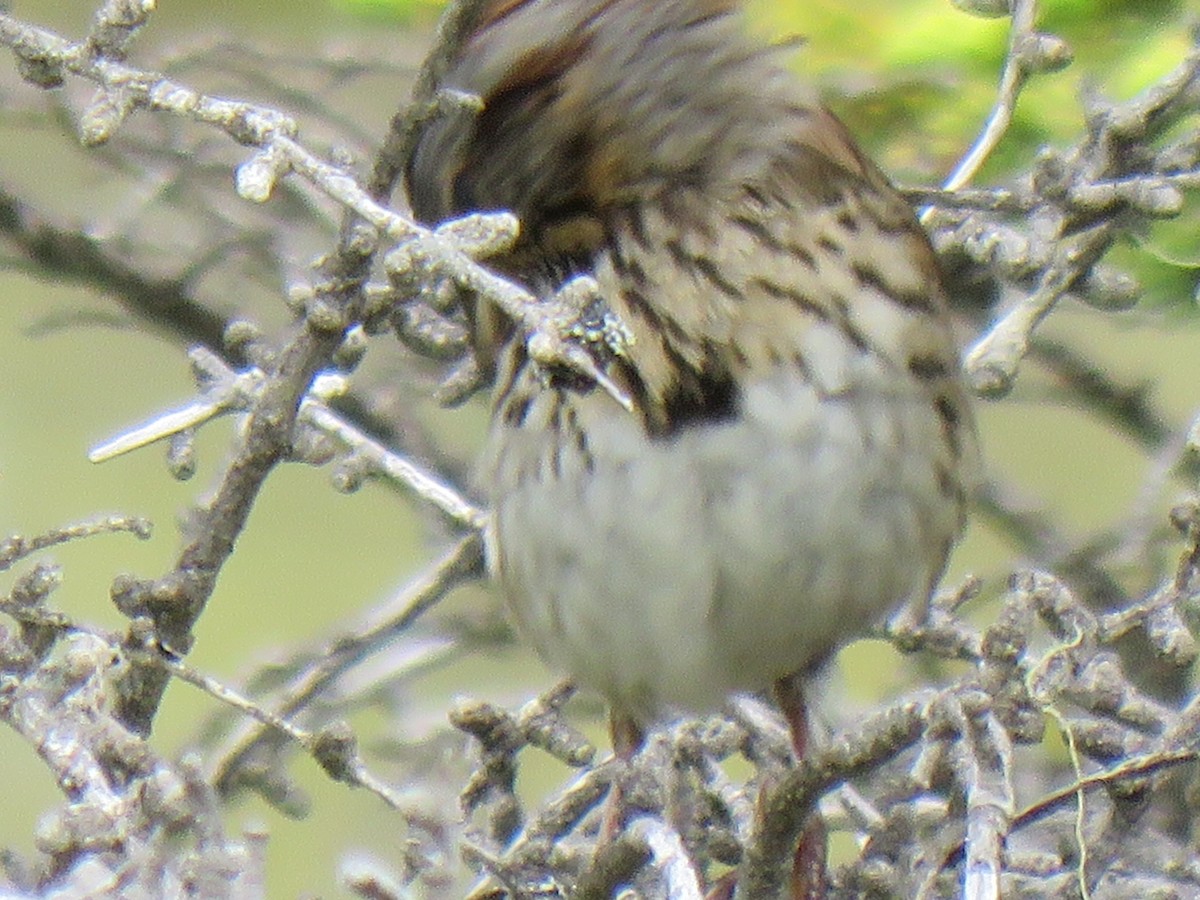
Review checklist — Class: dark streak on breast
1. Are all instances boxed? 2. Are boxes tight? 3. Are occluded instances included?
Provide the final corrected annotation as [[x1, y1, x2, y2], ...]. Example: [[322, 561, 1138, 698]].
[[503, 393, 532, 426], [934, 394, 963, 458], [907, 354, 950, 381], [654, 344, 739, 438]]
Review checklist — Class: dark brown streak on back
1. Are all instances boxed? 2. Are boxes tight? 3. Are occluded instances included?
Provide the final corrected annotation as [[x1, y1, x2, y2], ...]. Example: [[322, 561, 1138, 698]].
[[851, 262, 936, 314], [624, 254, 649, 290], [744, 184, 771, 208], [730, 213, 785, 253], [835, 209, 860, 233], [785, 240, 818, 270], [691, 254, 742, 300], [623, 204, 653, 251], [816, 234, 843, 256], [751, 277, 831, 324], [831, 295, 871, 353], [662, 239, 742, 300], [621, 285, 666, 333]]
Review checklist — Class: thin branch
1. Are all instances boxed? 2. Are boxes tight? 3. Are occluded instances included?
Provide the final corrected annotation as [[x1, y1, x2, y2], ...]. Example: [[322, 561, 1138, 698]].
[[209, 533, 484, 796], [938, 0, 1069, 193]]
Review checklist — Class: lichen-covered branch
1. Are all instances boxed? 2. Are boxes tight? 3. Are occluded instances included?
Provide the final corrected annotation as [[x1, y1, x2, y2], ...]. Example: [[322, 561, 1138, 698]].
[[1, 0, 1199, 897]]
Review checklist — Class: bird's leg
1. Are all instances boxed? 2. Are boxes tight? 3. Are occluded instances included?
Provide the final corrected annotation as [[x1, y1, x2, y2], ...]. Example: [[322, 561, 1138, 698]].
[[600, 711, 646, 842], [772, 674, 828, 900]]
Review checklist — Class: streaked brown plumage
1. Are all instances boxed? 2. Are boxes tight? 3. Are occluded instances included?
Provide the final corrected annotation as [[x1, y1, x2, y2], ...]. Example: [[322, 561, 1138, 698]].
[[407, 0, 975, 819]]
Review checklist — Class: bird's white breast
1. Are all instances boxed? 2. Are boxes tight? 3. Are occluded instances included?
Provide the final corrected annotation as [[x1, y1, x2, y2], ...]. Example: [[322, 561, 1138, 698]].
[[486, 350, 962, 722]]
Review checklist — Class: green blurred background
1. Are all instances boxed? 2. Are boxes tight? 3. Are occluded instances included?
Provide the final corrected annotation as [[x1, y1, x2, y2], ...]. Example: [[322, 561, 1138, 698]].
[[0, 0, 1197, 896]]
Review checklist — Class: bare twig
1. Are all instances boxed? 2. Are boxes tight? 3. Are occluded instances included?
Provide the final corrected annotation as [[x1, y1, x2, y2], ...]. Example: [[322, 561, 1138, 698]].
[[937, 0, 1071, 193]]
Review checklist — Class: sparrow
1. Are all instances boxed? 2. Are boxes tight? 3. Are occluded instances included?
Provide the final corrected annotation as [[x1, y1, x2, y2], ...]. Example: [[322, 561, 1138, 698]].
[[406, 0, 976, 889]]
